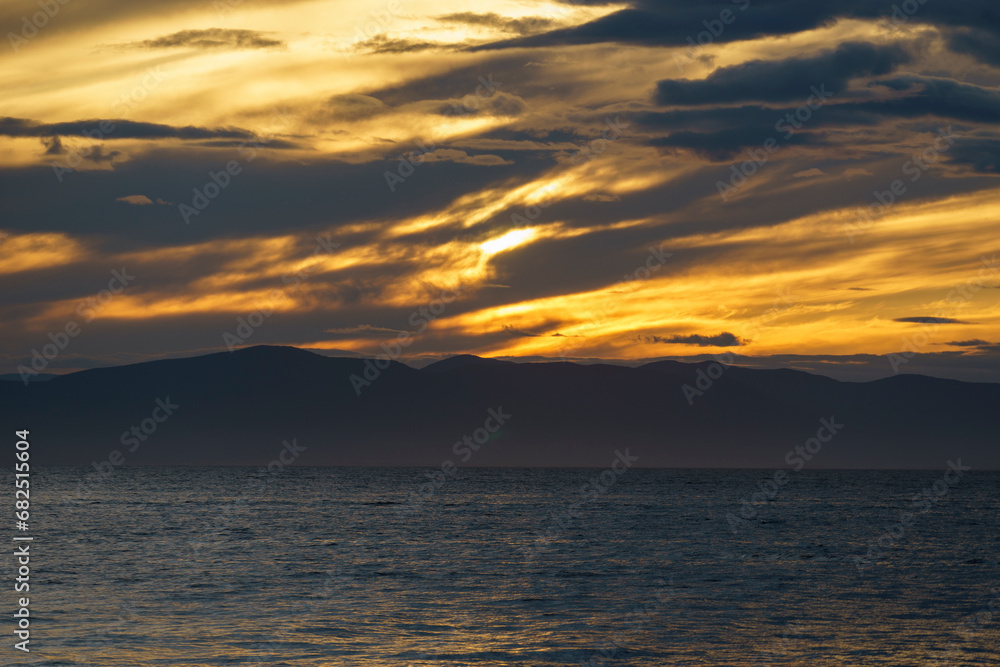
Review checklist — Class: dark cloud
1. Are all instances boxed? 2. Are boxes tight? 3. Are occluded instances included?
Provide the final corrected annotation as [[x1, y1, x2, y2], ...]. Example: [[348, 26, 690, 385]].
[[195, 139, 301, 149], [470, 4, 829, 51], [0, 146, 553, 245], [500, 323, 573, 338], [865, 76, 1000, 125], [945, 27, 1000, 67], [128, 29, 284, 49], [502, 324, 542, 337], [894, 317, 972, 324], [354, 35, 442, 54], [81, 145, 121, 163], [645, 332, 746, 347], [473, 0, 1000, 51], [656, 42, 910, 105], [324, 325, 410, 337], [648, 77, 1000, 126], [649, 125, 826, 161], [42, 136, 64, 155], [640, 76, 1000, 160], [946, 138, 1000, 174], [437, 12, 556, 35], [943, 339, 991, 347], [1, 117, 252, 140]]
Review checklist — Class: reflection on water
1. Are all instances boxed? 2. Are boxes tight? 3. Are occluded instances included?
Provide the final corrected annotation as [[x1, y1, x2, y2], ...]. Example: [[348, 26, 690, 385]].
[[12, 467, 1000, 665]]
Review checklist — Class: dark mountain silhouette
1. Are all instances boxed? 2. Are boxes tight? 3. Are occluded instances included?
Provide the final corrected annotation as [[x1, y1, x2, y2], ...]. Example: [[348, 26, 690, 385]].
[[2, 345, 996, 468]]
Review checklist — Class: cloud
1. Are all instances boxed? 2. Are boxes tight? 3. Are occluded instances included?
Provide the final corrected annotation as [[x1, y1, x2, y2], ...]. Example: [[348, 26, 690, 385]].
[[128, 29, 284, 50], [945, 27, 1000, 67], [646, 332, 747, 347], [864, 76, 1000, 125], [792, 168, 824, 178], [641, 75, 1000, 160], [81, 145, 121, 163], [894, 317, 972, 324], [324, 325, 410, 337], [946, 138, 1000, 174], [354, 36, 442, 54], [943, 339, 991, 347], [1, 117, 252, 141], [502, 324, 542, 337], [473, 1, 1000, 51], [115, 195, 153, 205], [502, 324, 572, 338], [842, 167, 873, 179], [437, 12, 556, 36], [326, 95, 389, 121], [418, 149, 514, 166], [655, 42, 910, 106], [648, 124, 827, 161], [42, 136, 64, 155]]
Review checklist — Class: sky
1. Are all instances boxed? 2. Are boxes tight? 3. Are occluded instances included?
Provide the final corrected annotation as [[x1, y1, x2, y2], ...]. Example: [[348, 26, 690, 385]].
[[1, 0, 999, 382]]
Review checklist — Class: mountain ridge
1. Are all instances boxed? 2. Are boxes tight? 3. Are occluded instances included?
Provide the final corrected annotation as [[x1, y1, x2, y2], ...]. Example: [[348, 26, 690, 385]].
[[2, 345, 996, 468]]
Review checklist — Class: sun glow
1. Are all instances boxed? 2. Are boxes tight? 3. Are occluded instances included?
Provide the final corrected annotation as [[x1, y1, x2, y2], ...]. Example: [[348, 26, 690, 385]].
[[480, 228, 537, 256]]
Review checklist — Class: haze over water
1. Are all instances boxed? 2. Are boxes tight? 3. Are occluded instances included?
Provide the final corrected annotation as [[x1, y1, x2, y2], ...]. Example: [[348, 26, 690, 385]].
[[18, 466, 1000, 666]]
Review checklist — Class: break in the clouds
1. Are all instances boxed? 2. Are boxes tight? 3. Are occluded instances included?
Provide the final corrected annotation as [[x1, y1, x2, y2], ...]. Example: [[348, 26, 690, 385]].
[[1, 0, 999, 382]]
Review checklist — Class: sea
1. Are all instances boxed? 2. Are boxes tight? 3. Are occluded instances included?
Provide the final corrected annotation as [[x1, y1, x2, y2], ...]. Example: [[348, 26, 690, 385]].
[[11, 466, 1000, 666]]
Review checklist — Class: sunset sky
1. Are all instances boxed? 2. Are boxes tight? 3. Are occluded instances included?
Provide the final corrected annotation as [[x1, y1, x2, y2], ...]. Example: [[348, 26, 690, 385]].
[[2, 0, 999, 381]]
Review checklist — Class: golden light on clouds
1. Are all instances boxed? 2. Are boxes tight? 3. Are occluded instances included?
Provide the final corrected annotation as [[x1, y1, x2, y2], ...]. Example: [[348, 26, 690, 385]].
[[480, 227, 536, 255], [1, 0, 999, 380]]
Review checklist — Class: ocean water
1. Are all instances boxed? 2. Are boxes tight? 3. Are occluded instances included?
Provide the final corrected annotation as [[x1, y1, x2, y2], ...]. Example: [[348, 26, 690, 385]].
[[11, 466, 1000, 666]]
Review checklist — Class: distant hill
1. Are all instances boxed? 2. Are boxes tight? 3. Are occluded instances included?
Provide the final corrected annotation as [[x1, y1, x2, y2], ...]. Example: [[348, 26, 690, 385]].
[[1, 345, 996, 468]]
